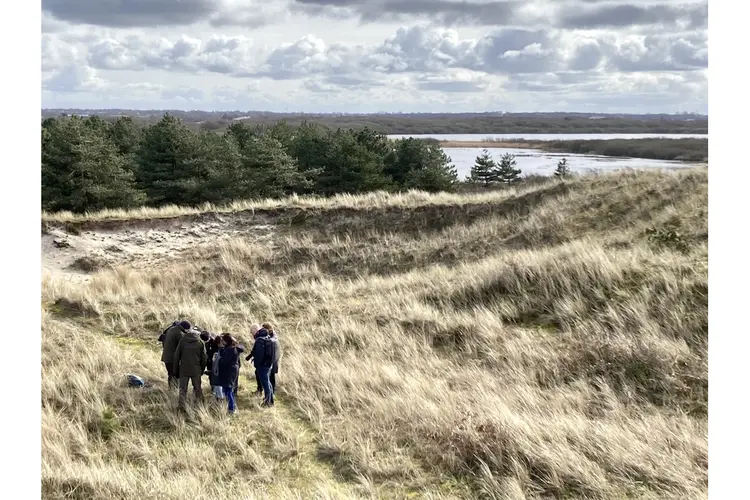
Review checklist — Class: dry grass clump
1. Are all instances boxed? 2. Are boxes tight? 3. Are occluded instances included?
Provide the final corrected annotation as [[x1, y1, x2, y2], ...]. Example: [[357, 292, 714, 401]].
[[41, 168, 708, 499]]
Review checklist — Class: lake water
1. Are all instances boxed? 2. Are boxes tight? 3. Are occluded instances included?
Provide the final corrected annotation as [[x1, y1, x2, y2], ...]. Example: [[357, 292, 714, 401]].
[[386, 133, 708, 141], [385, 133, 706, 179], [441, 147, 700, 180]]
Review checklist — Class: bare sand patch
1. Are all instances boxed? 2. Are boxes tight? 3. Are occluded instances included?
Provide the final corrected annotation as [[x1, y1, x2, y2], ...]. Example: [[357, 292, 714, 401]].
[[42, 217, 276, 281]]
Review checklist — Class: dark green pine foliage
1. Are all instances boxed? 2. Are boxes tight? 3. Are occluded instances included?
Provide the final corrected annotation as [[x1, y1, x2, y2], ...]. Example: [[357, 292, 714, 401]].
[[224, 122, 260, 151], [108, 117, 144, 157], [470, 149, 498, 187], [495, 153, 523, 185], [191, 131, 244, 203], [387, 138, 458, 192], [287, 122, 329, 192], [42, 116, 145, 212], [40, 113, 470, 212], [241, 135, 316, 199], [134, 114, 205, 206], [316, 128, 394, 195]]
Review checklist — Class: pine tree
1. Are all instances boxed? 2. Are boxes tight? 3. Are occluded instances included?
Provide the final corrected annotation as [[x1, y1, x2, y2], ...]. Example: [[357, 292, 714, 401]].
[[470, 149, 498, 187], [241, 135, 316, 198], [495, 153, 522, 185], [554, 157, 571, 178], [135, 114, 204, 206], [108, 116, 143, 157], [387, 138, 458, 192], [316, 129, 394, 195], [42, 117, 145, 212]]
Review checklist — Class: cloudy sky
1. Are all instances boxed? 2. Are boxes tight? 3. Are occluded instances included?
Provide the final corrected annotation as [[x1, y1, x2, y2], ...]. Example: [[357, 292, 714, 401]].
[[41, 0, 708, 113]]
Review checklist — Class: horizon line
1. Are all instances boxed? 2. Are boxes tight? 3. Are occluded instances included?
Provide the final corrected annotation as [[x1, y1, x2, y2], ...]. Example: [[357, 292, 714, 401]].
[[40, 108, 709, 117]]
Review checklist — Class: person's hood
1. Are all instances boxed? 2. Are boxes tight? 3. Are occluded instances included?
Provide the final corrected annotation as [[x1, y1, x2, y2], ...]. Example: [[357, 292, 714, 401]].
[[183, 329, 201, 343], [255, 328, 270, 338]]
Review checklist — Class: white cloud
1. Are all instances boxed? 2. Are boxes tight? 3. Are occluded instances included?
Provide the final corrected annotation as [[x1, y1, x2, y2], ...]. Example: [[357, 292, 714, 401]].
[[40, 0, 708, 113]]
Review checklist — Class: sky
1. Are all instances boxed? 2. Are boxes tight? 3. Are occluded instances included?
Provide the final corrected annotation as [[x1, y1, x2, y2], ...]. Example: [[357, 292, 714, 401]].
[[40, 0, 708, 113]]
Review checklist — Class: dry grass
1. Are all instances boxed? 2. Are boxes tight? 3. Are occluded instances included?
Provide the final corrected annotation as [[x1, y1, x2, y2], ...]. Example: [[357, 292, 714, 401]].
[[41, 168, 708, 499], [42, 186, 548, 224]]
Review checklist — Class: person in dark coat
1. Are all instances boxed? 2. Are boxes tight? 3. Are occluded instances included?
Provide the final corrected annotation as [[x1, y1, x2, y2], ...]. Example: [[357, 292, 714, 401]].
[[217, 333, 241, 414], [158, 321, 177, 344], [248, 325, 279, 407], [173, 328, 207, 411], [247, 323, 281, 396], [246, 324, 263, 395], [200, 330, 213, 374], [161, 320, 190, 388]]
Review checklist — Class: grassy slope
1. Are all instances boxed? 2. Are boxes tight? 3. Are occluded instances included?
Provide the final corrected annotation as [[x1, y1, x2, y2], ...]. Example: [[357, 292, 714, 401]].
[[41, 168, 708, 500]]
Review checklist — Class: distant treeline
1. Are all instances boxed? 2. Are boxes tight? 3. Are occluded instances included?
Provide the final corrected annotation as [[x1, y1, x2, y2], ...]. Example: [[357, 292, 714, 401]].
[[525, 138, 708, 162], [41, 110, 709, 135], [41, 114, 462, 213]]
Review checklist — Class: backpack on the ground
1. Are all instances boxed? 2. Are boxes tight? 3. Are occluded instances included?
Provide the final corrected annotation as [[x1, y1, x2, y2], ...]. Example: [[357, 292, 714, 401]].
[[127, 374, 145, 388]]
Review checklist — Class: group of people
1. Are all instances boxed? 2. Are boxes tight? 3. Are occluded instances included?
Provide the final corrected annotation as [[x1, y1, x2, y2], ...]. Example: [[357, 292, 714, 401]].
[[159, 320, 281, 414]]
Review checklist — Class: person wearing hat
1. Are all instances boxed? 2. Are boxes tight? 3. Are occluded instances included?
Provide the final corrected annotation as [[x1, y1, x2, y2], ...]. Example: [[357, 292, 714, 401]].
[[161, 320, 191, 389], [174, 324, 208, 412]]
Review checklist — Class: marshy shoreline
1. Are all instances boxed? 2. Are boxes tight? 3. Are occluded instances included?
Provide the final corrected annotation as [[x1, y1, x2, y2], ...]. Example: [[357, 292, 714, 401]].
[[439, 137, 709, 162]]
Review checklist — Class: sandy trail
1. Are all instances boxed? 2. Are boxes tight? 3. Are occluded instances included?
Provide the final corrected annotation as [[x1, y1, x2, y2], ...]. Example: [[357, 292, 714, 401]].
[[42, 217, 276, 281]]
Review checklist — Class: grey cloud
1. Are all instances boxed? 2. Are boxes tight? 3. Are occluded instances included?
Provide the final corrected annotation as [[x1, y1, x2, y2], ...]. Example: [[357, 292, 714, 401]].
[[43, 65, 102, 93], [557, 2, 708, 29], [42, 12, 69, 33], [88, 38, 146, 71], [363, 26, 481, 73], [475, 29, 562, 74], [364, 26, 564, 75], [208, 3, 292, 28], [209, 13, 276, 28], [568, 41, 604, 72], [42, 0, 218, 28], [43, 35, 82, 72], [292, 0, 707, 28], [604, 32, 707, 72], [85, 35, 259, 74], [503, 70, 706, 107], [417, 79, 488, 93], [292, 0, 542, 27], [254, 36, 363, 79], [364, 25, 706, 76], [55, 20, 707, 97]]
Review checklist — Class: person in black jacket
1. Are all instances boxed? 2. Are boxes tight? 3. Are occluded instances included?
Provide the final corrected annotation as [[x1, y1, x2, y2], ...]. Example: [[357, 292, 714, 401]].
[[246, 324, 263, 395], [217, 333, 241, 415], [200, 330, 213, 370], [247, 324, 280, 407], [158, 321, 178, 343]]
